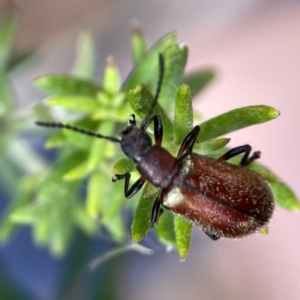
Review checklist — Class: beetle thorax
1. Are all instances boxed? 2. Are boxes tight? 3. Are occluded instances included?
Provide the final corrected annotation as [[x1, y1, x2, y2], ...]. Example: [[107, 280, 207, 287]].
[[120, 126, 152, 163]]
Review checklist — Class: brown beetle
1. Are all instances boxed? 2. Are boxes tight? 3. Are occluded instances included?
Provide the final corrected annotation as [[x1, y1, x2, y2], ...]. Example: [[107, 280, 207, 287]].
[[36, 54, 274, 240]]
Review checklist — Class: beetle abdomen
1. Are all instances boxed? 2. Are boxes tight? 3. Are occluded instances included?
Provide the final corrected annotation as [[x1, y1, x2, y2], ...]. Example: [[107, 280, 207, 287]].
[[162, 154, 274, 238]]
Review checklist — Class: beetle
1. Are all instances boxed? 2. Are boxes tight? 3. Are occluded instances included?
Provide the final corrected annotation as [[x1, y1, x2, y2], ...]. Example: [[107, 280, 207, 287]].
[[36, 53, 274, 240]]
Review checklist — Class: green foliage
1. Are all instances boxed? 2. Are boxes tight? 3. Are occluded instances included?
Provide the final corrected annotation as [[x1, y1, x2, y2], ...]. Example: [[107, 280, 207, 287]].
[[1, 18, 299, 261]]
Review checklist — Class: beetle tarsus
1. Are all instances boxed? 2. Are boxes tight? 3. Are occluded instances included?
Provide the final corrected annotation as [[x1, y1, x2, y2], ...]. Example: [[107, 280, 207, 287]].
[[241, 151, 261, 166]]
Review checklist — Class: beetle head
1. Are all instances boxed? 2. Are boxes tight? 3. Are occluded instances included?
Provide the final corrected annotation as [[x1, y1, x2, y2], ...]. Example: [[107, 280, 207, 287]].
[[120, 116, 152, 163]]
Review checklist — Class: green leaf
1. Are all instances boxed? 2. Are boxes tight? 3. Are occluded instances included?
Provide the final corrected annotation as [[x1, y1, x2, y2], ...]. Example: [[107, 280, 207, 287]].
[[123, 32, 177, 92], [269, 182, 300, 211], [46, 95, 99, 112], [72, 204, 98, 235], [33, 220, 50, 246], [87, 170, 104, 218], [103, 212, 125, 241], [45, 131, 67, 148], [131, 26, 147, 64], [32, 103, 53, 122], [63, 161, 90, 181], [4, 175, 45, 236], [113, 158, 135, 174], [158, 44, 188, 109], [87, 120, 116, 170], [260, 226, 269, 234], [72, 30, 96, 78], [199, 106, 280, 142], [128, 84, 173, 140], [0, 155, 19, 198], [174, 84, 193, 144], [156, 210, 176, 247], [0, 14, 17, 71], [63, 131, 94, 150], [103, 56, 121, 95], [195, 138, 231, 154], [174, 215, 192, 259], [132, 185, 155, 242], [10, 205, 41, 224], [248, 163, 279, 183], [0, 72, 14, 112], [50, 216, 74, 256], [87, 169, 125, 223], [35, 75, 101, 96], [184, 69, 215, 98], [5, 49, 35, 72]]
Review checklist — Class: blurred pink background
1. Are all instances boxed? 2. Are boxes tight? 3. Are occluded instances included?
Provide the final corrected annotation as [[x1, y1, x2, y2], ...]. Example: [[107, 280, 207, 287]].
[[7, 0, 300, 299]]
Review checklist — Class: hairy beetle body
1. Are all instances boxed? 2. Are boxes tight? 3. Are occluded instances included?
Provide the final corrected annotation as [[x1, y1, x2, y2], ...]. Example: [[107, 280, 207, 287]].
[[162, 154, 274, 238]]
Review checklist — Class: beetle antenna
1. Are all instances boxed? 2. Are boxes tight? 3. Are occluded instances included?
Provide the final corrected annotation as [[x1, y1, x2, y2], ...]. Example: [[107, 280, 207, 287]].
[[141, 53, 164, 129], [36, 121, 121, 143]]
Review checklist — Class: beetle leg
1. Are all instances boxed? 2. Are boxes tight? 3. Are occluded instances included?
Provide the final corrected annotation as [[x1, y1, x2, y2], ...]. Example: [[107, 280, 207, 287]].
[[112, 173, 146, 198], [151, 191, 163, 226], [204, 231, 220, 240], [218, 144, 260, 166], [141, 115, 163, 146], [177, 126, 200, 157], [241, 151, 261, 166]]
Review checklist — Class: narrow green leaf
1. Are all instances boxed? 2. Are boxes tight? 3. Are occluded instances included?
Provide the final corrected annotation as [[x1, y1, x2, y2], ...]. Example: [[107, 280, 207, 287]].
[[103, 212, 125, 241], [158, 44, 188, 110], [0, 72, 14, 112], [0, 14, 17, 71], [113, 158, 135, 174], [156, 210, 176, 247], [199, 106, 280, 142], [184, 69, 215, 98], [174, 215, 192, 259], [194, 138, 231, 154], [1, 174, 43, 233], [128, 84, 173, 140], [87, 170, 104, 218], [174, 84, 193, 144], [123, 32, 177, 92], [72, 30, 96, 78], [46, 95, 99, 112], [260, 226, 269, 234], [32, 103, 53, 123], [63, 131, 93, 150], [45, 131, 67, 148], [87, 121, 115, 170], [33, 221, 50, 246], [50, 217, 74, 257], [35, 75, 101, 96], [72, 204, 98, 235], [269, 182, 300, 211], [0, 157, 19, 198], [21, 154, 86, 256], [247, 163, 279, 183], [63, 161, 90, 181], [131, 26, 147, 64], [10, 206, 38, 224], [37, 153, 84, 205], [5, 49, 35, 72], [103, 56, 121, 95], [0, 219, 16, 243], [101, 184, 125, 223], [132, 185, 156, 242]]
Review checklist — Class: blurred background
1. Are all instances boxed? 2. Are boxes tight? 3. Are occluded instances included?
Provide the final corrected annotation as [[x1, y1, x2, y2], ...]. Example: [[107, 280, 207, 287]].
[[1, 0, 300, 299]]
